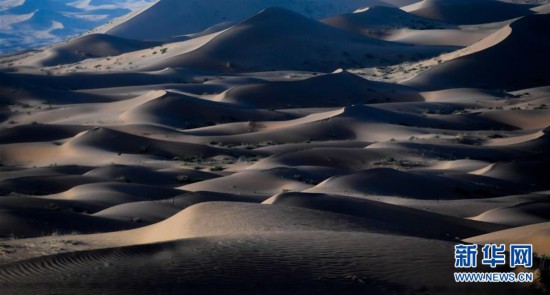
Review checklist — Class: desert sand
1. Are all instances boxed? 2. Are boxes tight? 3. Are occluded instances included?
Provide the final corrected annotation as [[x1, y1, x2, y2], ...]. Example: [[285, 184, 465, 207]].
[[1, 0, 549, 294]]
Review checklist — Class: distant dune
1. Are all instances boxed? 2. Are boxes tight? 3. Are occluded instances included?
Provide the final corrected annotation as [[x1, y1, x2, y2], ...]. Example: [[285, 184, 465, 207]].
[[34, 34, 162, 67], [322, 6, 450, 33], [103, 0, 388, 40], [0, 0, 151, 54], [144, 7, 450, 72], [404, 0, 534, 24]]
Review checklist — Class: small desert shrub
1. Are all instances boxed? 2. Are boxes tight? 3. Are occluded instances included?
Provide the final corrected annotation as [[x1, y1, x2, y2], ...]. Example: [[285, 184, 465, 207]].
[[114, 176, 131, 183], [210, 165, 225, 172], [488, 133, 507, 139], [259, 140, 276, 146], [176, 175, 203, 184]]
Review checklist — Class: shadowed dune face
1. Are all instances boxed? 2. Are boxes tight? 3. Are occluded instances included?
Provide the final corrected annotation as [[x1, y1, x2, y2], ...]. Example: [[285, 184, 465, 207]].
[[404, 0, 535, 24], [1, 1, 550, 294], [407, 13, 550, 90]]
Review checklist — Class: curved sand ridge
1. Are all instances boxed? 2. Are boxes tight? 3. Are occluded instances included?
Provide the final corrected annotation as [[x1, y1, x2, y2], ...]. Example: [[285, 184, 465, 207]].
[[0, 202, 375, 261], [403, 0, 534, 24], [407, 13, 550, 90]]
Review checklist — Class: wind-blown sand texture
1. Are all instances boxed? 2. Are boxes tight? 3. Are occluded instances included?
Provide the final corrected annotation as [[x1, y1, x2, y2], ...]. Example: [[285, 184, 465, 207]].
[[1, 0, 550, 294]]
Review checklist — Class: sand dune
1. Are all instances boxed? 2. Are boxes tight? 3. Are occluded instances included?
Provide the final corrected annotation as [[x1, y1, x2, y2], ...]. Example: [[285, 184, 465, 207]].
[[471, 160, 550, 188], [2, 232, 514, 294], [102, 0, 386, 41], [0, 0, 147, 54], [0, 228, 527, 294], [307, 167, 526, 199], [0, 72, 117, 105], [466, 222, 550, 256], [0, 207, 137, 239], [533, 2, 550, 13], [323, 5, 489, 47], [0, 201, 376, 259], [145, 8, 450, 72], [1, 1, 549, 294], [0, 124, 87, 144], [63, 127, 246, 160], [121, 90, 291, 128], [93, 201, 183, 224], [93, 191, 263, 224], [213, 102, 519, 144], [221, 70, 422, 108], [266, 192, 506, 239], [249, 147, 387, 171], [479, 109, 550, 129], [407, 13, 550, 90], [46, 182, 183, 206], [470, 201, 550, 227], [379, 0, 423, 6], [24, 34, 162, 67], [322, 6, 450, 36], [404, 0, 534, 24], [0, 175, 103, 196], [181, 169, 313, 197], [84, 164, 218, 187], [322, 6, 489, 47], [0, 69, 205, 91], [384, 28, 490, 46]]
